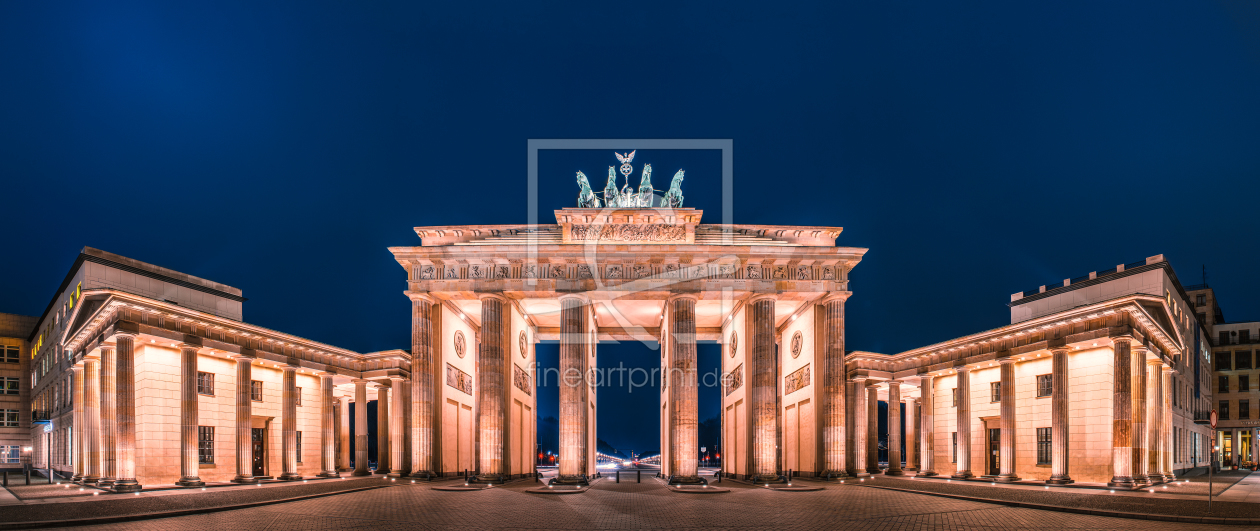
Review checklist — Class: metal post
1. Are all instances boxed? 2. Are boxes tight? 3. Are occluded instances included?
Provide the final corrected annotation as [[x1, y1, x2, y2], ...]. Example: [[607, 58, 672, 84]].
[[616, 470, 620, 483], [637, 469, 641, 483]]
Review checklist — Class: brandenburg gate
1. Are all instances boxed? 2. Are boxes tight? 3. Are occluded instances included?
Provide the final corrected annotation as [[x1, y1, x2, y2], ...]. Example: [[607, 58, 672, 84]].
[[388, 152, 867, 485]]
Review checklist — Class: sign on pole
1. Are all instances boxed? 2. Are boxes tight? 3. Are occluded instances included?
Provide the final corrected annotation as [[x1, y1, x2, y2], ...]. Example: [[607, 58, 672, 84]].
[[1211, 409, 1218, 429]]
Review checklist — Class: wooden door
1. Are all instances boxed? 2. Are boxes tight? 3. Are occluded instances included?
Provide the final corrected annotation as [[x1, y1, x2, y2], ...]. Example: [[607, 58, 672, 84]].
[[987, 428, 1000, 476], [785, 404, 798, 475]]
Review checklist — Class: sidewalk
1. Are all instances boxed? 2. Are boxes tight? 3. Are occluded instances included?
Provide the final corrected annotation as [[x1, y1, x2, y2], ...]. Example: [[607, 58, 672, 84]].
[[857, 472, 1260, 525], [0, 475, 402, 529]]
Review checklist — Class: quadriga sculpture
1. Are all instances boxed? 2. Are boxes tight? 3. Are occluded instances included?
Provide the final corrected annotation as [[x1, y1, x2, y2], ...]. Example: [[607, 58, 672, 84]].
[[662, 170, 684, 208]]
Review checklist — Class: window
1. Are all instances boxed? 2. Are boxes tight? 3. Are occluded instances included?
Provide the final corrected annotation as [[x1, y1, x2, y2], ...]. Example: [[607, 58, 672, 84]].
[[3, 410, 17, 427], [1221, 331, 1231, 346], [1, 446, 18, 464], [251, 380, 263, 402], [197, 372, 214, 396], [198, 426, 214, 464], [1242, 400, 1251, 420], [1197, 294, 1206, 306], [952, 432, 958, 463], [1220, 400, 1231, 420], [1243, 375, 1251, 393], [1239, 351, 1254, 371], [1243, 331, 1253, 343], [1036, 427, 1052, 465], [1216, 352, 1232, 371], [952, 388, 958, 407], [1220, 376, 1230, 394], [296, 431, 302, 463], [296, 387, 302, 407], [2, 377, 17, 395], [990, 382, 1001, 403], [1037, 374, 1052, 397], [3, 346, 17, 364]]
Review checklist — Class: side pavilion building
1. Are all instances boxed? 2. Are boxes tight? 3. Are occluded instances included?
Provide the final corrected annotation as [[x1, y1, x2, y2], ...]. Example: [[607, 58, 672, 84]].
[[850, 255, 1214, 485]]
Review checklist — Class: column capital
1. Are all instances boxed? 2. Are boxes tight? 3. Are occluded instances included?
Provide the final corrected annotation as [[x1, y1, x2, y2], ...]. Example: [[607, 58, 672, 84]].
[[1049, 346, 1070, 355], [1162, 366, 1175, 375], [998, 357, 1017, 365], [477, 292, 509, 303], [1111, 336, 1132, 346], [70, 365, 84, 374], [281, 364, 298, 372], [666, 293, 700, 304], [817, 291, 851, 305], [955, 365, 972, 374], [746, 293, 777, 304], [405, 291, 435, 304], [113, 331, 137, 340], [851, 375, 869, 383], [557, 293, 591, 304], [1146, 358, 1163, 367]]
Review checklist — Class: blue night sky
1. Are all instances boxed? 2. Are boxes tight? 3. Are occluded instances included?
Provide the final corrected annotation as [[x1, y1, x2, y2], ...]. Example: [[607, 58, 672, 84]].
[[2, 1, 1259, 455]]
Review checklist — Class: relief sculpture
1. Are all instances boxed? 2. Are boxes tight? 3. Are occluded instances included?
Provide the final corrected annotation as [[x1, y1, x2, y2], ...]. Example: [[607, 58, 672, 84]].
[[570, 223, 686, 242]]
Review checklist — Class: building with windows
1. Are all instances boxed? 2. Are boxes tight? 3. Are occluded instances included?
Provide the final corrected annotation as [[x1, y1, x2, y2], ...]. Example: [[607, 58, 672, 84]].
[[24, 247, 412, 490], [1186, 283, 1260, 468], [845, 255, 1214, 485], [0, 313, 37, 468]]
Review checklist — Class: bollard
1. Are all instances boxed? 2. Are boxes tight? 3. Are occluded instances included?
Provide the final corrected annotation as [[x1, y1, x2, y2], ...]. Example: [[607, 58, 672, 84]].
[[3, 470, 6, 487], [616, 470, 620, 483], [637, 469, 641, 483], [26, 469, 31, 485]]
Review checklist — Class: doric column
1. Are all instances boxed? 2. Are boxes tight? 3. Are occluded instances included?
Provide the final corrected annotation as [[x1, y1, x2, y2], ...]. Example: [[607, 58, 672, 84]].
[[408, 292, 435, 478], [98, 344, 116, 486], [352, 379, 370, 476], [905, 398, 918, 472], [1108, 338, 1135, 488], [280, 365, 300, 480], [71, 366, 84, 481], [1132, 347, 1149, 486], [82, 359, 100, 484], [376, 384, 389, 473], [886, 382, 903, 475], [1146, 359, 1164, 484], [389, 377, 407, 477], [1048, 347, 1073, 484], [668, 295, 700, 482], [866, 385, 879, 474], [952, 367, 973, 479], [557, 294, 588, 481], [232, 354, 258, 483], [477, 294, 508, 482], [919, 375, 936, 476], [177, 345, 204, 486], [996, 358, 1018, 482], [819, 295, 848, 478], [849, 376, 868, 477], [318, 373, 338, 477], [748, 296, 779, 482], [337, 395, 350, 471], [113, 334, 141, 492]]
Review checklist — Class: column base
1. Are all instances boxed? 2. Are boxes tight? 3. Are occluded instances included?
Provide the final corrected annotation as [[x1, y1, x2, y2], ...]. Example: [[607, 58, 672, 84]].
[[994, 474, 1020, 483], [113, 480, 142, 493], [1046, 476, 1074, 485], [818, 470, 850, 480], [279, 473, 303, 481], [470, 474, 506, 485], [82, 476, 100, 485], [176, 478, 205, 487], [951, 472, 973, 479], [97, 479, 116, 487], [884, 469, 905, 476], [751, 473, 787, 484], [317, 471, 341, 478], [351, 468, 372, 477], [1107, 477, 1135, 489], [231, 475, 260, 484], [916, 471, 937, 477], [71, 474, 83, 482], [904, 466, 919, 472], [550, 474, 589, 486], [666, 475, 707, 486], [407, 470, 438, 480]]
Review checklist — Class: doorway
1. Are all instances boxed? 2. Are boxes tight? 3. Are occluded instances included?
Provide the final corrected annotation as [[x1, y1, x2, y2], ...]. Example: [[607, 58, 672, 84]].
[[252, 428, 266, 477], [987, 428, 1000, 476]]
